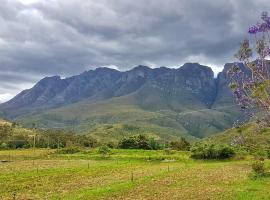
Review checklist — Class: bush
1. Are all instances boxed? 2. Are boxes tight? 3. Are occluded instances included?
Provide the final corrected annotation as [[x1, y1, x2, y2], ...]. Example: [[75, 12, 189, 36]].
[[254, 149, 266, 160], [118, 136, 137, 149], [170, 138, 190, 151], [148, 139, 163, 150], [252, 161, 265, 175], [106, 141, 117, 149], [0, 143, 8, 150], [266, 149, 270, 159], [98, 146, 111, 156], [56, 147, 81, 154], [118, 135, 151, 150], [8, 139, 30, 149], [190, 143, 235, 159]]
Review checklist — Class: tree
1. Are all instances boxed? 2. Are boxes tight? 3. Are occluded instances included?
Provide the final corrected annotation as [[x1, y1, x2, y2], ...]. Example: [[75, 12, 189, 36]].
[[118, 135, 153, 150], [228, 12, 270, 128], [170, 137, 190, 151]]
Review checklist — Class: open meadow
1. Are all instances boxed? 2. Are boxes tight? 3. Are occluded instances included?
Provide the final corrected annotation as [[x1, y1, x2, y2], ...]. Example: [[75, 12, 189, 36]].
[[0, 149, 270, 200]]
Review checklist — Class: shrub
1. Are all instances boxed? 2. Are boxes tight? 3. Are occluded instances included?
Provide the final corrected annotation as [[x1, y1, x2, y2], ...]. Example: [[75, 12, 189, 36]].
[[118, 135, 151, 150], [98, 146, 111, 156], [56, 147, 81, 154], [148, 139, 163, 150], [136, 135, 151, 149], [0, 143, 8, 149], [118, 136, 138, 149], [8, 139, 30, 149], [266, 149, 270, 159], [190, 143, 235, 159], [170, 138, 190, 151], [77, 135, 98, 148], [252, 161, 265, 175], [106, 141, 117, 149], [254, 149, 266, 160]]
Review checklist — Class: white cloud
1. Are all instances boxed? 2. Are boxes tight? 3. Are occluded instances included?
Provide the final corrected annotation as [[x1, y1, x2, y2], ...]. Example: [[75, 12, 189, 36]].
[[17, 0, 43, 5], [1, 0, 270, 98], [0, 93, 14, 103]]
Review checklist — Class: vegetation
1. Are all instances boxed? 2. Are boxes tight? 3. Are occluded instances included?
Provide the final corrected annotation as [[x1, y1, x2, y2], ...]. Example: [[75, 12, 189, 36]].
[[229, 12, 270, 128], [118, 135, 163, 150], [98, 145, 111, 157], [190, 143, 235, 159], [252, 161, 266, 175], [56, 147, 81, 154], [0, 148, 270, 199], [205, 122, 270, 154], [18, 91, 240, 140], [0, 120, 99, 150], [169, 137, 191, 151]]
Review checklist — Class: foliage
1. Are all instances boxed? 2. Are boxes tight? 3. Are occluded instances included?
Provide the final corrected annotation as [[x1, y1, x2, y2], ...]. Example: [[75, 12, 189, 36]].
[[228, 12, 270, 127], [0, 121, 98, 149], [169, 137, 191, 151], [206, 123, 270, 153], [0, 124, 13, 140], [56, 147, 81, 154], [98, 145, 111, 156], [163, 148, 174, 155], [190, 143, 235, 159], [148, 138, 163, 150], [267, 149, 270, 159], [252, 161, 265, 174], [106, 141, 117, 148], [118, 134, 163, 150]]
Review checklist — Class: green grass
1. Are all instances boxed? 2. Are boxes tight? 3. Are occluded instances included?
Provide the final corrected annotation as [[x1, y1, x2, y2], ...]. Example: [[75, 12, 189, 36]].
[[0, 148, 270, 200]]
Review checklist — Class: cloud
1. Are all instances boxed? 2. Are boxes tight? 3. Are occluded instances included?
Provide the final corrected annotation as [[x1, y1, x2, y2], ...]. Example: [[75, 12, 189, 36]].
[[0, 0, 270, 102]]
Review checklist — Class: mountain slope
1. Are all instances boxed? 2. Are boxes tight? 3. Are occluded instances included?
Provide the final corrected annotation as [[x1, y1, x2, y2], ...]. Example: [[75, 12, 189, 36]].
[[205, 122, 270, 152], [0, 63, 241, 139]]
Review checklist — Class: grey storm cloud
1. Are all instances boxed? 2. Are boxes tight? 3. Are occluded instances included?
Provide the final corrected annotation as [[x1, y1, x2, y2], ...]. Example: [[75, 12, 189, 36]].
[[0, 0, 270, 102]]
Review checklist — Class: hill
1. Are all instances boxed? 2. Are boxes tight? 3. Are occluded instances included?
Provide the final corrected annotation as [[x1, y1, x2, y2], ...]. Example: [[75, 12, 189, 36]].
[[205, 122, 270, 152], [0, 63, 244, 139]]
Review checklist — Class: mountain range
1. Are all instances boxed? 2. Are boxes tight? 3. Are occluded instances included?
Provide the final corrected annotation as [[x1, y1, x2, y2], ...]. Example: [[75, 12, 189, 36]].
[[0, 63, 244, 141]]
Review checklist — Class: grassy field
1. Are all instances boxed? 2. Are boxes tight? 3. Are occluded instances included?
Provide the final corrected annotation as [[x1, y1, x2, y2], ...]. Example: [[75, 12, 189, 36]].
[[0, 149, 270, 200]]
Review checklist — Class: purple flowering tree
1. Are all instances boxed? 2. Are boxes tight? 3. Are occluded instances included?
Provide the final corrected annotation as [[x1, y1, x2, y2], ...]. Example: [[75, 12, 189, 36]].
[[228, 12, 270, 127]]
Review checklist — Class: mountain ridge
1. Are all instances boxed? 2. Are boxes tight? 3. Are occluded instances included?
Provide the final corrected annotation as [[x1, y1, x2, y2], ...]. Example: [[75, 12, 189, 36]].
[[0, 62, 242, 139]]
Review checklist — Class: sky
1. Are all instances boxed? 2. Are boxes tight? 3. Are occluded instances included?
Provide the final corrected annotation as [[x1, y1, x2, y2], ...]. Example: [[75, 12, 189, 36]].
[[0, 0, 270, 103]]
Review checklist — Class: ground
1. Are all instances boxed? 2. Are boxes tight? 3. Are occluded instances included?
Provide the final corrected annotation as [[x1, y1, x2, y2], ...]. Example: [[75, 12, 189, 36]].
[[0, 149, 269, 200]]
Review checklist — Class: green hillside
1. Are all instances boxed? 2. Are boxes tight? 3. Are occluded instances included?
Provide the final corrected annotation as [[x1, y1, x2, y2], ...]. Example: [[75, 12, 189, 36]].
[[18, 91, 241, 140], [205, 122, 270, 152]]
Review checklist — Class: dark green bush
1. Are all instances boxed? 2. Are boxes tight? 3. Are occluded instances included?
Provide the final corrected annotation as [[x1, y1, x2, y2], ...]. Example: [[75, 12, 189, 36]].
[[118, 135, 163, 150], [190, 143, 235, 159], [118, 136, 138, 149], [118, 135, 151, 149]]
